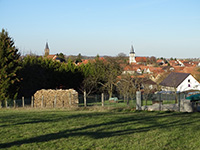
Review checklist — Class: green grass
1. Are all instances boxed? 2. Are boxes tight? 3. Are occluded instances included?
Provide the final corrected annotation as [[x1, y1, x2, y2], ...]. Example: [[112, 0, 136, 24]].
[[0, 108, 200, 150]]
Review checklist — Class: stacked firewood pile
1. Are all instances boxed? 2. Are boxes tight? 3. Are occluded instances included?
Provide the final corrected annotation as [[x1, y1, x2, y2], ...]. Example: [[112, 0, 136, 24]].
[[34, 89, 79, 108]]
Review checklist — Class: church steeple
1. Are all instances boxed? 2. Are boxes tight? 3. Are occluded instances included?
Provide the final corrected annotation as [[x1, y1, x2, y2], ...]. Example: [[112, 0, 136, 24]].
[[45, 42, 49, 50], [130, 45, 135, 54], [129, 45, 136, 64], [44, 42, 50, 56]]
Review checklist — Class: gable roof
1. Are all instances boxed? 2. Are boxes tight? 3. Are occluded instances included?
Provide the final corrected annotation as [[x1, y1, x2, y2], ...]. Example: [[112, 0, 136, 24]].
[[160, 72, 190, 88]]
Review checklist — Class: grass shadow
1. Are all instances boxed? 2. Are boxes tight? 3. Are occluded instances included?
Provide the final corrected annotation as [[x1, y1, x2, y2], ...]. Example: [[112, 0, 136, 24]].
[[0, 111, 199, 149]]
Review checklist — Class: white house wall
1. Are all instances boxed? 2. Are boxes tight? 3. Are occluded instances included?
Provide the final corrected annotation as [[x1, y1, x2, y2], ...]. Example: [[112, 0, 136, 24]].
[[177, 75, 200, 92]]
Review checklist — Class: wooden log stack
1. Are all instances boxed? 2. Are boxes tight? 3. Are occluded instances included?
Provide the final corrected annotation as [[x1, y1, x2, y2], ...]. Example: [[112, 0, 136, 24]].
[[34, 89, 79, 108]]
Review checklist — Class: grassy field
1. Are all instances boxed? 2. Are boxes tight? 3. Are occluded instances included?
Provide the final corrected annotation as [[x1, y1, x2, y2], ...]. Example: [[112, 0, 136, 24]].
[[0, 108, 200, 150]]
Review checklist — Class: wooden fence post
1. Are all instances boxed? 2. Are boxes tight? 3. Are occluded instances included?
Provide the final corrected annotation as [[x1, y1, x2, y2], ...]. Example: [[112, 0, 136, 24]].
[[22, 97, 25, 107], [69, 92, 72, 106], [41, 96, 44, 108], [31, 96, 34, 108], [84, 90, 87, 107], [101, 93, 104, 107], [14, 99, 16, 108], [5, 99, 8, 108]]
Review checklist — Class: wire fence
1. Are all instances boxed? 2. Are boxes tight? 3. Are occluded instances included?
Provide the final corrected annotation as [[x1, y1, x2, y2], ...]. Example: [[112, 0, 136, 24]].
[[141, 92, 187, 105], [79, 94, 136, 108], [0, 92, 187, 109], [0, 97, 32, 108]]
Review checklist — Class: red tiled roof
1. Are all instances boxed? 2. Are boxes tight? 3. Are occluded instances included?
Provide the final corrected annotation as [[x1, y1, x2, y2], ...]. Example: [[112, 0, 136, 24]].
[[180, 67, 200, 78], [81, 59, 89, 64], [136, 57, 147, 62], [173, 66, 185, 72], [156, 59, 164, 63], [77, 57, 106, 65], [46, 55, 56, 59]]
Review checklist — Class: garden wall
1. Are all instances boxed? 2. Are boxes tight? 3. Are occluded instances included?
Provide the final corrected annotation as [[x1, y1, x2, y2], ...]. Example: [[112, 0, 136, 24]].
[[141, 99, 199, 112]]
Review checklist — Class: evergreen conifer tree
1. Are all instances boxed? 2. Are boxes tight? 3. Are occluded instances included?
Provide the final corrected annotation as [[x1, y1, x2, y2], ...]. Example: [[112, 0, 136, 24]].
[[0, 29, 21, 102]]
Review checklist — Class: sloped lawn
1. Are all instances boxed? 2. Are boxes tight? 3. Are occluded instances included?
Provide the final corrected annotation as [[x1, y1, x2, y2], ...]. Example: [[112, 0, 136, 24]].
[[0, 108, 200, 150]]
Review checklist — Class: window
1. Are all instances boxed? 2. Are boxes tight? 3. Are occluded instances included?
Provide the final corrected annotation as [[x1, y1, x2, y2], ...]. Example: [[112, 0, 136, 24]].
[[188, 79, 190, 82], [188, 84, 190, 87]]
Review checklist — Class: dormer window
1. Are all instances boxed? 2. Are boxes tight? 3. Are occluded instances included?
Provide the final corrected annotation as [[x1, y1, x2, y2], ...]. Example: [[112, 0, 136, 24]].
[[188, 79, 190, 82]]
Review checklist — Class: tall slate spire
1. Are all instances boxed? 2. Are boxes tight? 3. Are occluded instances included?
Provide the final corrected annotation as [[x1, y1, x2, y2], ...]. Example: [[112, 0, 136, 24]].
[[45, 42, 49, 50], [44, 42, 50, 56], [130, 45, 135, 54]]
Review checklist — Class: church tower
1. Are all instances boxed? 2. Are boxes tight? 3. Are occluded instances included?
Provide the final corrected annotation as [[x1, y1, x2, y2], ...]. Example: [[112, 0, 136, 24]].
[[129, 45, 136, 64], [44, 42, 50, 56]]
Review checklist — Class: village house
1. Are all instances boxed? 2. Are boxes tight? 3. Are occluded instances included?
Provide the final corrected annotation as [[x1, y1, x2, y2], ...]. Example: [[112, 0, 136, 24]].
[[159, 72, 200, 92]]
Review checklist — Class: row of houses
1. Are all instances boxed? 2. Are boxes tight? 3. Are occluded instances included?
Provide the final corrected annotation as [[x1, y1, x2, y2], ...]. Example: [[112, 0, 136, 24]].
[[44, 42, 200, 93]]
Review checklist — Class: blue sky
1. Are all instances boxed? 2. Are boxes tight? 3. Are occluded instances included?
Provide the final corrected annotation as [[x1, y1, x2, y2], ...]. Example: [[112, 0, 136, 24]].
[[0, 0, 200, 58]]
